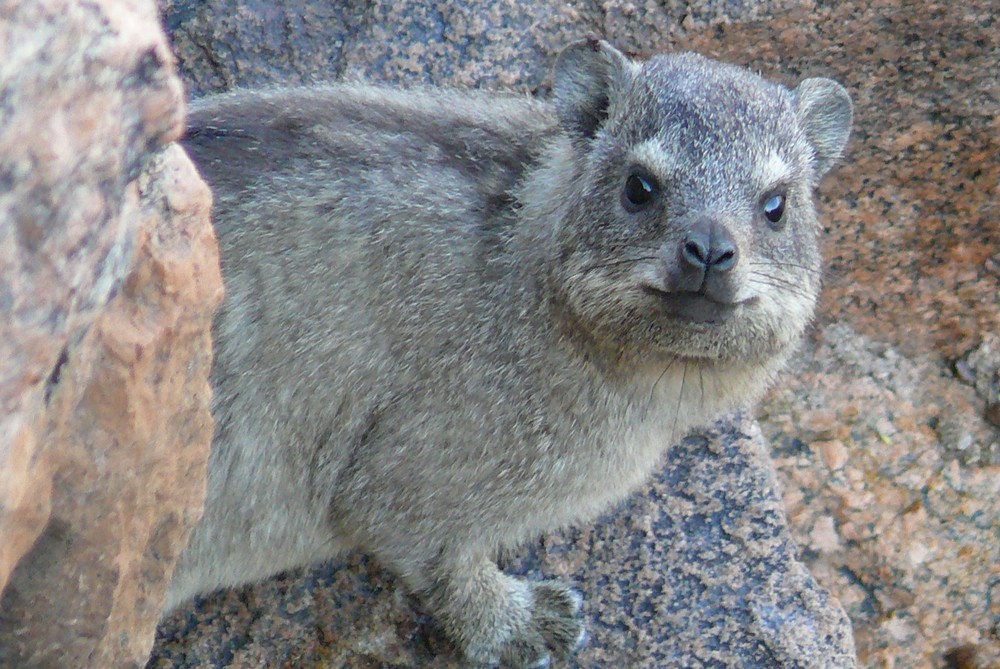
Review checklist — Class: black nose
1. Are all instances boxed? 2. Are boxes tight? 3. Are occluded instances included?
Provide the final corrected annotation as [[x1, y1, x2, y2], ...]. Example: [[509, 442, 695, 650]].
[[681, 219, 738, 273]]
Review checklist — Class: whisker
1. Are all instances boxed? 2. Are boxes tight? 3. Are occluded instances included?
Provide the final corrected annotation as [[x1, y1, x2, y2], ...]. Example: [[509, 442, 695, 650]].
[[698, 366, 705, 414], [672, 360, 688, 437], [748, 271, 808, 290], [748, 259, 822, 276], [580, 255, 658, 274], [750, 260, 847, 286], [646, 355, 678, 414], [748, 272, 816, 300], [750, 260, 846, 286], [750, 281, 814, 302], [750, 275, 813, 295]]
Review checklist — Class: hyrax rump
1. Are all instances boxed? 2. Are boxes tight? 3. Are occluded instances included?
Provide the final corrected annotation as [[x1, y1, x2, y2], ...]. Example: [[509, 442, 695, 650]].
[[169, 38, 852, 668]]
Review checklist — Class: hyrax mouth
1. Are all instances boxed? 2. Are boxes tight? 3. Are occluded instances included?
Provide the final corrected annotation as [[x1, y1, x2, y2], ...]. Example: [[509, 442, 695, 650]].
[[641, 285, 758, 325]]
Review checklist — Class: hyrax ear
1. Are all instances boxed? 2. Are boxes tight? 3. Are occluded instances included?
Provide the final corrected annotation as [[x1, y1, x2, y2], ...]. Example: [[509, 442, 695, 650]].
[[793, 77, 854, 177], [552, 37, 633, 140]]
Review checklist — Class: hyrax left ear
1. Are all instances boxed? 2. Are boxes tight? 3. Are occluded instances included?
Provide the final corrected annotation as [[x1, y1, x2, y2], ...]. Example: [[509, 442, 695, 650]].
[[794, 78, 854, 177], [553, 37, 633, 141]]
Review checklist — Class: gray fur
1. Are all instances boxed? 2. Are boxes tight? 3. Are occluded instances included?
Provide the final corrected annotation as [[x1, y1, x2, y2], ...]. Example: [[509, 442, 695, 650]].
[[167, 39, 852, 668]]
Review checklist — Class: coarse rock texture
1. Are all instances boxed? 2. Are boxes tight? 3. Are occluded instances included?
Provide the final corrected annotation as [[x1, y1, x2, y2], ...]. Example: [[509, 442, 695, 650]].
[[0, 0, 223, 667], [760, 323, 1000, 669], [0, 0, 183, 592], [152, 0, 998, 667]]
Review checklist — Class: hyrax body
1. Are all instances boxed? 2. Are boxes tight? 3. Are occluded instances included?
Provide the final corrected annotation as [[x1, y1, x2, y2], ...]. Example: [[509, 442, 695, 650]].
[[169, 39, 852, 667]]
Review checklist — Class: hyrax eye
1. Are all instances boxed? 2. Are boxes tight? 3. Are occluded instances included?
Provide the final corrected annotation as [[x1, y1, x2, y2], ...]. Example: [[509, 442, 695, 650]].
[[762, 193, 786, 227], [622, 170, 658, 212]]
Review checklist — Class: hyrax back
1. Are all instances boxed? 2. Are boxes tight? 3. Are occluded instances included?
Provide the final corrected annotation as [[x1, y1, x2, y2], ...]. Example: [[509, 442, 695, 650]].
[[170, 38, 852, 668]]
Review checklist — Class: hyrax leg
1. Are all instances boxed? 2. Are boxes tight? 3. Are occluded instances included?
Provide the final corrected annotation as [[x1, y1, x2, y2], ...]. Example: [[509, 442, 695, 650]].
[[409, 550, 585, 668]]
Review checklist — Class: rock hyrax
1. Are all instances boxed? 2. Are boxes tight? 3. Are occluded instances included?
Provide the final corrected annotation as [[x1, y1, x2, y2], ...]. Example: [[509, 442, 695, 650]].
[[168, 37, 853, 668]]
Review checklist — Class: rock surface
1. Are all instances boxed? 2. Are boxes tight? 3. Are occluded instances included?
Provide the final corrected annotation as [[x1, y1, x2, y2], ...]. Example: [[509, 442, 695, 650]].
[[0, 0, 180, 592], [761, 323, 1000, 668], [0, 0, 222, 667], [154, 0, 999, 667]]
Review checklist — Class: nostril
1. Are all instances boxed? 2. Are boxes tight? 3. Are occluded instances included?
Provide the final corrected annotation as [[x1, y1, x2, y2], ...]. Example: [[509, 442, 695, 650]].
[[682, 236, 710, 269], [712, 243, 737, 272]]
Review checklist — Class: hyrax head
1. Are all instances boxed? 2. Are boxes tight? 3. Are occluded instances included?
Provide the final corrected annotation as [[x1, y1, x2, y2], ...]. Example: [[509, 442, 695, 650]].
[[546, 38, 853, 366]]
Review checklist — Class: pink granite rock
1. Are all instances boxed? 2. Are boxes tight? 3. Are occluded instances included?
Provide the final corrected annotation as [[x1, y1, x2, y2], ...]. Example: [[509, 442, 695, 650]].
[[0, 0, 222, 666]]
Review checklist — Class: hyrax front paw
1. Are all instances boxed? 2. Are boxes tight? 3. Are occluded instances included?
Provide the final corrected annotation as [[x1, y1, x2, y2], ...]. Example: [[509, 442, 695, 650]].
[[470, 579, 584, 669], [429, 560, 585, 668], [515, 580, 586, 667]]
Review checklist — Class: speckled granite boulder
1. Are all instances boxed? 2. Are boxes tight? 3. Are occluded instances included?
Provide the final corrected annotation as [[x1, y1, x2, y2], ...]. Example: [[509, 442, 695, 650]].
[[0, 0, 181, 592], [0, 0, 223, 666], [155, 0, 998, 667], [160, 0, 817, 98]]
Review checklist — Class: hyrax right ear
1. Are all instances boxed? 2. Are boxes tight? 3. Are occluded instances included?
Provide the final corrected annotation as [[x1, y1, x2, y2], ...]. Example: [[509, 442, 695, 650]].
[[794, 78, 854, 177], [553, 37, 633, 140]]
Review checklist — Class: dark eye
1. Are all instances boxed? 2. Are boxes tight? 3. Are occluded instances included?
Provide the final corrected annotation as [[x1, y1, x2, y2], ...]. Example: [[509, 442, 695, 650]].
[[763, 193, 786, 226], [622, 171, 658, 211]]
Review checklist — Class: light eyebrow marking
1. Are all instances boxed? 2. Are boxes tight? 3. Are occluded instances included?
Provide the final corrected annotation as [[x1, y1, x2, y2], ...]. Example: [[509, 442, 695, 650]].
[[630, 138, 678, 177], [756, 150, 789, 187]]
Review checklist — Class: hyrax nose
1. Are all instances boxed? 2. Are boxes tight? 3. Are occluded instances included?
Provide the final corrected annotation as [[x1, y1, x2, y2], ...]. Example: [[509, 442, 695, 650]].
[[681, 218, 738, 274]]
